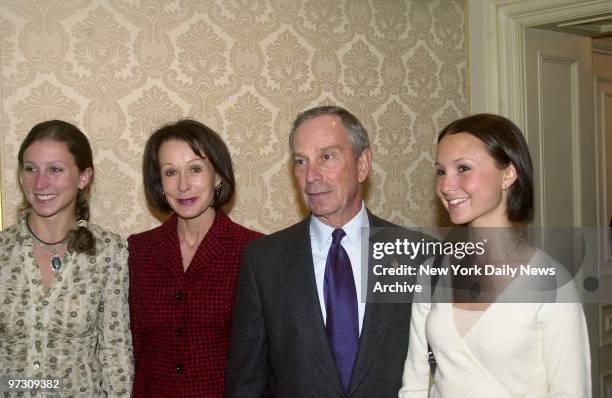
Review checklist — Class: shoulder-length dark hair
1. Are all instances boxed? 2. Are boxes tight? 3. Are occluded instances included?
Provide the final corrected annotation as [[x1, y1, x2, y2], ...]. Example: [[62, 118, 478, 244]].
[[438, 113, 534, 223], [143, 119, 235, 214], [17, 120, 96, 255]]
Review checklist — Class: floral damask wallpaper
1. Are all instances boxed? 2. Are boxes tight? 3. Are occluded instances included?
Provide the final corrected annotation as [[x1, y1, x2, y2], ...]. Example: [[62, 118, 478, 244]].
[[0, 0, 467, 236]]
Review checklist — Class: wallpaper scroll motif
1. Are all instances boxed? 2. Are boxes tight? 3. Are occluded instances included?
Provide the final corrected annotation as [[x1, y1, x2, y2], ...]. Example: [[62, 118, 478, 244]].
[[0, 0, 466, 235]]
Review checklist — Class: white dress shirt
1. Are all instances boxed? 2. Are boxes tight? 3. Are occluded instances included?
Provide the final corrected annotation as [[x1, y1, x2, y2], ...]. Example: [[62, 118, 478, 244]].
[[309, 202, 368, 334]]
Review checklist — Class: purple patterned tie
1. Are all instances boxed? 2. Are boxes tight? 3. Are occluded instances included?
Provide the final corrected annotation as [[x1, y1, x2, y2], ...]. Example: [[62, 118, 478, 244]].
[[324, 228, 358, 392]]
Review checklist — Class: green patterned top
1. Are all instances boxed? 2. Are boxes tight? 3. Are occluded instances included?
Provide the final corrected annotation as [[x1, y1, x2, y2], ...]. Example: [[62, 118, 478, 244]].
[[0, 218, 133, 397]]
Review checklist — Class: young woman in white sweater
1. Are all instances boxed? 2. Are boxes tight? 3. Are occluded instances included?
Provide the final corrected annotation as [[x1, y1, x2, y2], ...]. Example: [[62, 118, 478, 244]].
[[399, 114, 591, 398]]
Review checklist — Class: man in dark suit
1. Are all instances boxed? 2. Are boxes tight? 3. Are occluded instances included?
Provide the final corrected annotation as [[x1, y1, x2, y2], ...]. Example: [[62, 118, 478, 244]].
[[226, 106, 421, 397]]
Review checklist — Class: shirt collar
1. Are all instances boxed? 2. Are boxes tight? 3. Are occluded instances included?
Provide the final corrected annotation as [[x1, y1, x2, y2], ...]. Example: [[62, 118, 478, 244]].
[[310, 202, 368, 250]]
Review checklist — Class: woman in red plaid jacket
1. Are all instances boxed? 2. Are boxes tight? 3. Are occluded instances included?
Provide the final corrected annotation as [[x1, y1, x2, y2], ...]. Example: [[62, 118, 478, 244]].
[[128, 119, 262, 397]]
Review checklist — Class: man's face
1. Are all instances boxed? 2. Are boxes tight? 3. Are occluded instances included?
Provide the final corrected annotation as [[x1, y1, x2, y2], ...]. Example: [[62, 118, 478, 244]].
[[292, 115, 371, 227]]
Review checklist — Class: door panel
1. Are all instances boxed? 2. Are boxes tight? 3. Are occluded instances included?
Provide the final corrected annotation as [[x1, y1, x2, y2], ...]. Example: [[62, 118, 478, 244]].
[[594, 51, 612, 398], [525, 27, 601, 396]]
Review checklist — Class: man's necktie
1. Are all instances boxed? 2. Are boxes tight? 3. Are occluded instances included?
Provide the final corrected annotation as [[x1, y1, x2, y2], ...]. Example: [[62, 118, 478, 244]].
[[324, 228, 358, 392]]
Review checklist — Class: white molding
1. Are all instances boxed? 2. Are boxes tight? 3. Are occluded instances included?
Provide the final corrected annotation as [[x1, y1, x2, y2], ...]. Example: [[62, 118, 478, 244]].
[[467, 0, 499, 114], [595, 77, 604, 243], [603, 304, 612, 346], [532, 54, 585, 229], [594, 39, 612, 56], [570, 59, 583, 227], [499, 0, 612, 25], [595, 76, 612, 270], [468, 0, 612, 129], [534, 51, 546, 229]]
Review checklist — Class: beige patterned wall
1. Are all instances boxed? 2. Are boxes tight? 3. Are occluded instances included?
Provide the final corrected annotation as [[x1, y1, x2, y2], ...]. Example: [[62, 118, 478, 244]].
[[0, 0, 467, 236]]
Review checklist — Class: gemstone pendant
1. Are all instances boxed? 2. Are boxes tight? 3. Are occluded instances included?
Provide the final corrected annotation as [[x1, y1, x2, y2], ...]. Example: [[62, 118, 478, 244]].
[[50, 255, 62, 272]]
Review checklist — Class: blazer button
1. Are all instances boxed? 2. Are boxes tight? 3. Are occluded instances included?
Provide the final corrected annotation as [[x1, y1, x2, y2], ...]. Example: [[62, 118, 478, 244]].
[[175, 292, 184, 302], [176, 364, 184, 374]]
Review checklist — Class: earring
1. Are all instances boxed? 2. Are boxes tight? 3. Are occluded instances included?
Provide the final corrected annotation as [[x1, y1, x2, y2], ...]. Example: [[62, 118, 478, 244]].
[[215, 181, 222, 195]]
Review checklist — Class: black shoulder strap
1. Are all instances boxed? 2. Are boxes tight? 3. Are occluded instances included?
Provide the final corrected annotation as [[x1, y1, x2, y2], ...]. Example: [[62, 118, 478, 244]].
[[431, 253, 443, 295]]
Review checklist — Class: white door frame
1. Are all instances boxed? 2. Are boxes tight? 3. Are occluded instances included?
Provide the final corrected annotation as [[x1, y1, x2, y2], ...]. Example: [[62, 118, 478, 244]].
[[468, 0, 612, 230], [468, 0, 612, 229], [468, 0, 612, 127]]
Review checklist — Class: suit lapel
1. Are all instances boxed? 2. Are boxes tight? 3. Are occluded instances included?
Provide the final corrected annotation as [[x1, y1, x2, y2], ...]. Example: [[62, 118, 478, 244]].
[[280, 217, 346, 396], [153, 215, 186, 281], [349, 303, 395, 394], [348, 212, 398, 394], [187, 235, 222, 275]]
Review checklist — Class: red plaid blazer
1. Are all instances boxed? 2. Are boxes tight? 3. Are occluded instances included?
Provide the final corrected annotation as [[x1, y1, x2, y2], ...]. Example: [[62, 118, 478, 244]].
[[128, 209, 262, 398]]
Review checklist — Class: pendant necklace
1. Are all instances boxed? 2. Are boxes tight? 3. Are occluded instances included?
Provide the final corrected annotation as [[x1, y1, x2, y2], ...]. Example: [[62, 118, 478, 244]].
[[26, 217, 69, 272], [488, 233, 524, 264], [470, 233, 524, 301]]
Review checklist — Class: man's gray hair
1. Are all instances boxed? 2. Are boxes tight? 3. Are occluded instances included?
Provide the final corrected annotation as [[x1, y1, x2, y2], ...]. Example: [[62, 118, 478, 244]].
[[288, 106, 370, 157]]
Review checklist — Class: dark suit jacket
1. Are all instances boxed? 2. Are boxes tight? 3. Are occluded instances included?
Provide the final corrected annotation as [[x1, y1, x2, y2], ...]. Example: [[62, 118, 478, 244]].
[[128, 209, 262, 398], [226, 211, 426, 398]]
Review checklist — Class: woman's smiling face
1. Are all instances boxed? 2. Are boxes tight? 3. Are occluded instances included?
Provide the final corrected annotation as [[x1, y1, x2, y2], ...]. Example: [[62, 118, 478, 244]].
[[435, 132, 516, 228], [158, 139, 219, 222], [20, 139, 91, 222]]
